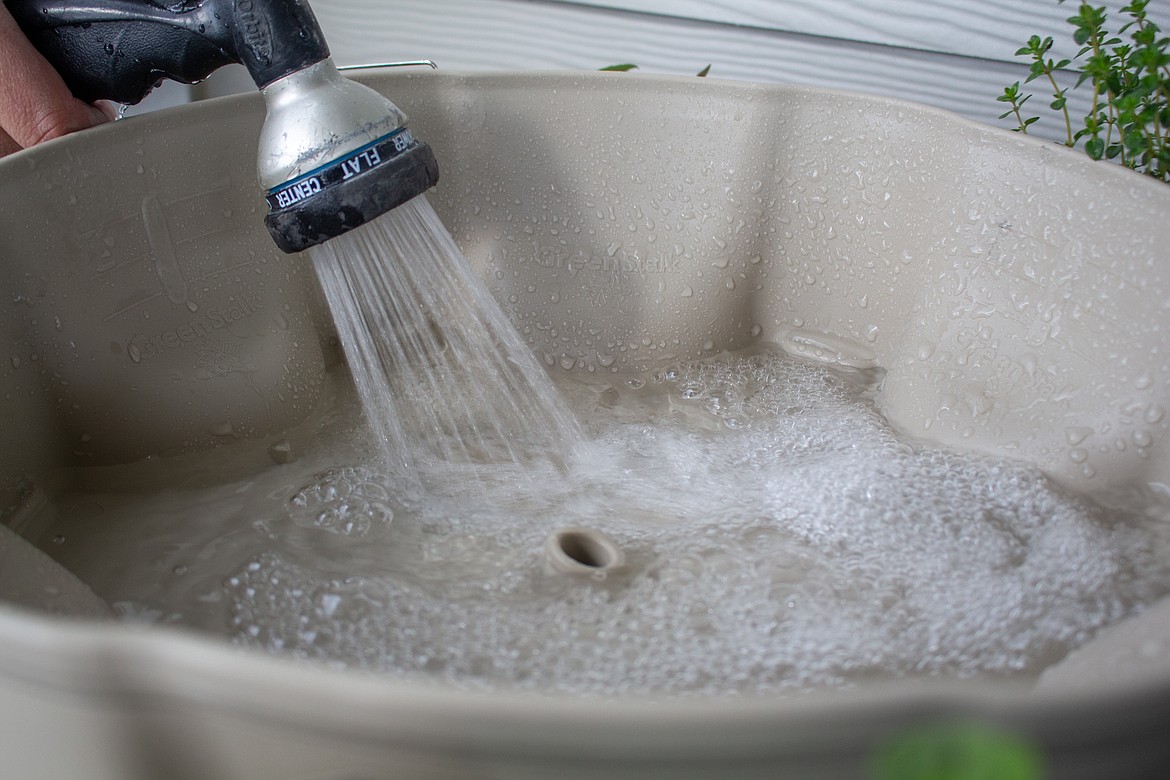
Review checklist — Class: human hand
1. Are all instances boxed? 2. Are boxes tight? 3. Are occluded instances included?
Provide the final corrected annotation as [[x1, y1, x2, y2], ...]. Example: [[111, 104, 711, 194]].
[[0, 4, 115, 157]]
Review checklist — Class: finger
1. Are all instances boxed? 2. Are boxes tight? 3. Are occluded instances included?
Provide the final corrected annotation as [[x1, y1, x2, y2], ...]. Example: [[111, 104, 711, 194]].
[[80, 100, 115, 127], [0, 5, 112, 149], [0, 126, 20, 157], [95, 100, 120, 122]]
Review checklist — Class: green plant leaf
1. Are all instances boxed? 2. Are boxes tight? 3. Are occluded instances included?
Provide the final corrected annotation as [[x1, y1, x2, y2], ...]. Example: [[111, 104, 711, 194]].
[[993, 0, 1168, 183], [870, 722, 1044, 780], [696, 64, 711, 77], [1125, 127, 1148, 153], [599, 63, 639, 72]]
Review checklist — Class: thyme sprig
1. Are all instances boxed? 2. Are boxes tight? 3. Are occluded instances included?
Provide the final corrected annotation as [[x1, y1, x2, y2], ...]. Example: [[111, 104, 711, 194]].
[[997, 0, 1169, 183]]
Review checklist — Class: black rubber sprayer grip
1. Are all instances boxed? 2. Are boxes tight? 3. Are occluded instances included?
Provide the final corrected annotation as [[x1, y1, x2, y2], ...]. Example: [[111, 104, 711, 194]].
[[4, 0, 330, 105]]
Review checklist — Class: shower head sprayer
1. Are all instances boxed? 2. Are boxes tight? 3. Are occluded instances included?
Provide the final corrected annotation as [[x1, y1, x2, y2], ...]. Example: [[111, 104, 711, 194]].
[[5, 0, 439, 253], [256, 58, 440, 253]]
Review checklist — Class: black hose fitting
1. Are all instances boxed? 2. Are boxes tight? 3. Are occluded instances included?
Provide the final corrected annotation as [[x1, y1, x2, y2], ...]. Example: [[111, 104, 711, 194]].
[[5, 0, 331, 105]]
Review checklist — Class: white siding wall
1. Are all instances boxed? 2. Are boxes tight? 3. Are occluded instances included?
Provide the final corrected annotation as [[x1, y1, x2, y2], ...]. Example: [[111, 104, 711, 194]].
[[187, 0, 1170, 143]]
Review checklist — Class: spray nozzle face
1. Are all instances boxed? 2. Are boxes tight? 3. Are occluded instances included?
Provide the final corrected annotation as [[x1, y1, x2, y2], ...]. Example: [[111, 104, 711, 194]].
[[257, 60, 440, 253], [263, 127, 440, 253]]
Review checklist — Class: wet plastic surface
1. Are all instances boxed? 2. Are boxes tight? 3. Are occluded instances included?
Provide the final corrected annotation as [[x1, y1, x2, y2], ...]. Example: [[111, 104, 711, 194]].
[[1, 71, 1168, 779]]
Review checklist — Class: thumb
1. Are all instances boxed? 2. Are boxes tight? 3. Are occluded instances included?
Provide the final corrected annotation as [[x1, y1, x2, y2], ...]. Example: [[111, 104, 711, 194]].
[[93, 100, 120, 123]]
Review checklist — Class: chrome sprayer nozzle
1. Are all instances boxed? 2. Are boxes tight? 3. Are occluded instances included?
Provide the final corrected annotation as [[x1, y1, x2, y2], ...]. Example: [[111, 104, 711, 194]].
[[258, 60, 440, 253]]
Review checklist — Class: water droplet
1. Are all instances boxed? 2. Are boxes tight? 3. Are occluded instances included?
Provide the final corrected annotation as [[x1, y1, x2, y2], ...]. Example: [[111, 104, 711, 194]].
[[268, 439, 296, 464], [319, 593, 342, 617], [210, 420, 235, 437], [680, 285, 694, 298], [1139, 640, 1164, 658]]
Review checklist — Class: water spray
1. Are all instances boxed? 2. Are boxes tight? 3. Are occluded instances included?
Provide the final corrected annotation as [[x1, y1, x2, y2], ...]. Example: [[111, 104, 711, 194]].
[[6, 0, 440, 252]]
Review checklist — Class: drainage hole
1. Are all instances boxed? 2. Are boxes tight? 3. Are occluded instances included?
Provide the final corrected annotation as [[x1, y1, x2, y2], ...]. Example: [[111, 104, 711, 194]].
[[545, 528, 626, 578], [558, 530, 614, 568]]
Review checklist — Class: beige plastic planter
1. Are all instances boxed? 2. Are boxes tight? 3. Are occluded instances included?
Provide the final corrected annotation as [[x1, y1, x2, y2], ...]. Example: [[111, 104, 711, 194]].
[[2, 71, 1169, 779]]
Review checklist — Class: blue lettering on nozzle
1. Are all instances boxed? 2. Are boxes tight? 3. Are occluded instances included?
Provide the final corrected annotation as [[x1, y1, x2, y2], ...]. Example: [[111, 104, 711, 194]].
[[265, 129, 417, 213], [341, 146, 383, 180], [272, 177, 322, 209]]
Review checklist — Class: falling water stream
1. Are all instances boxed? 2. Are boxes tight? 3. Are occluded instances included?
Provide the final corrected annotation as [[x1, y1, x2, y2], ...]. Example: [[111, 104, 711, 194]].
[[307, 196, 582, 478]]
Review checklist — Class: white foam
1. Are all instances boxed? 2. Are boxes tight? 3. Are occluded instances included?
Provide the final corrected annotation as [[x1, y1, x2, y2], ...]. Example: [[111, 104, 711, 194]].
[[30, 335, 1170, 696], [209, 348, 1170, 695]]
